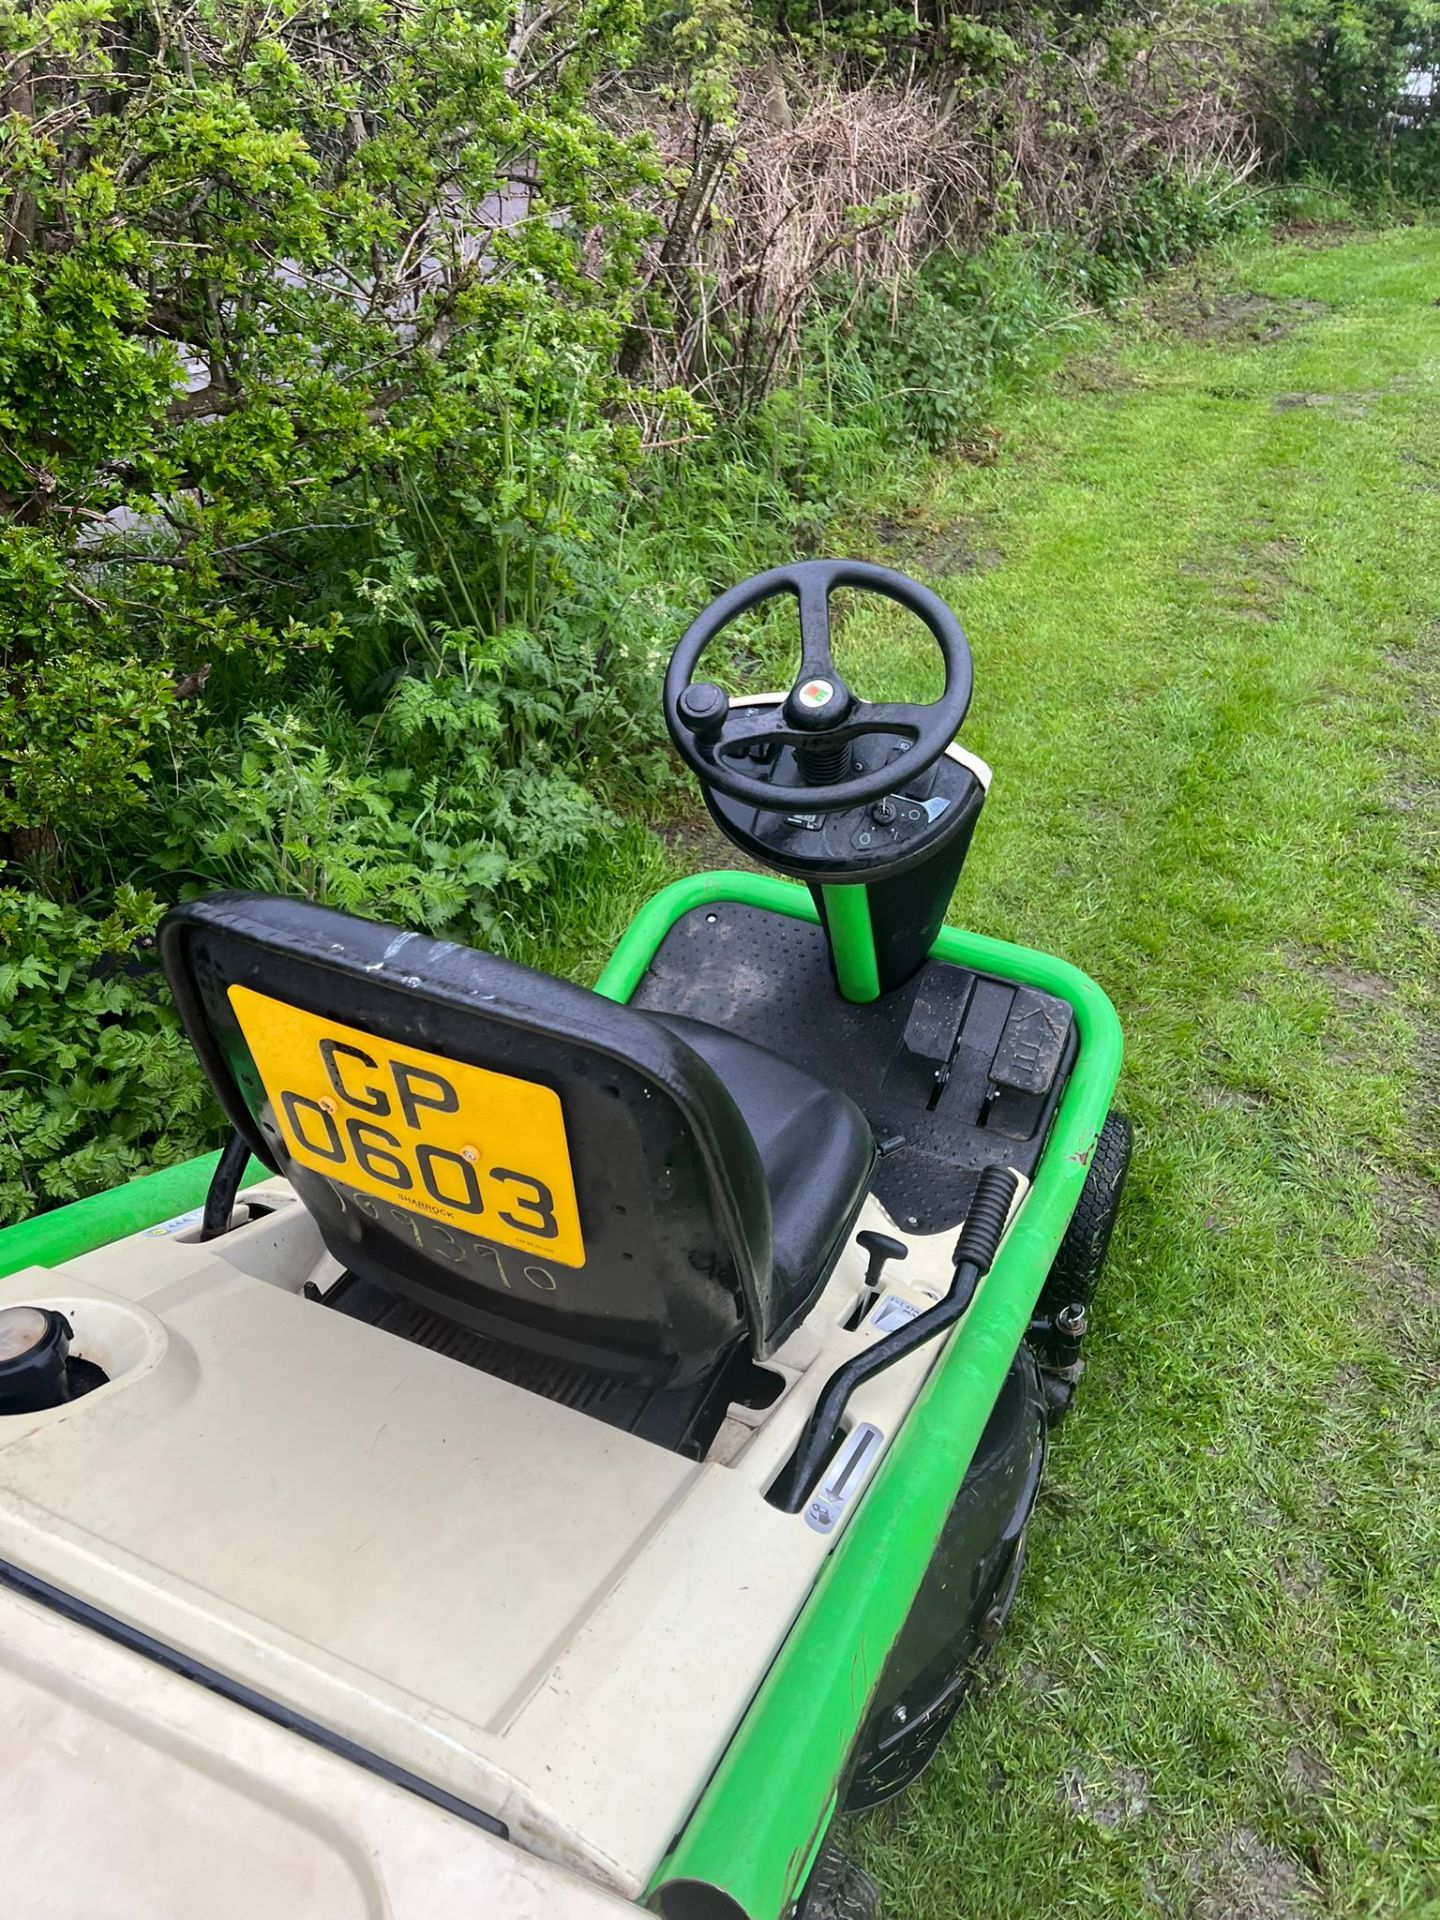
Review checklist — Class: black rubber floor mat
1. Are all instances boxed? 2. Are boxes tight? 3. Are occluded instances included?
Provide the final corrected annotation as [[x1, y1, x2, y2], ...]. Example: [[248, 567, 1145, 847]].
[[631, 902, 1076, 1233]]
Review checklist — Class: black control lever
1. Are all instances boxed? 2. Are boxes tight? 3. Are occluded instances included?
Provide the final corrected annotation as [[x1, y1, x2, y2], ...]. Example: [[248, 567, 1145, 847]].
[[850, 1228, 907, 1327], [675, 680, 730, 748], [769, 1166, 1021, 1514], [856, 1229, 907, 1298], [199, 1129, 251, 1241]]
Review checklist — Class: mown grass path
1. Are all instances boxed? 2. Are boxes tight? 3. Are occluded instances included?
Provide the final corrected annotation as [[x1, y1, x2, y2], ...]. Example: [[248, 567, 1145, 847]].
[[821, 231, 1440, 1919]]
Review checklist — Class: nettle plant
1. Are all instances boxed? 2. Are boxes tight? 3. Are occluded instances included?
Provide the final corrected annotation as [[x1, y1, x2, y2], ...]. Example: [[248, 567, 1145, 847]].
[[0, 0, 655, 876]]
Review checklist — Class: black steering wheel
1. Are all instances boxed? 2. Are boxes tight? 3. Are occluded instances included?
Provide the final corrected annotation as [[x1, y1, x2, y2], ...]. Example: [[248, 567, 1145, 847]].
[[663, 559, 974, 812]]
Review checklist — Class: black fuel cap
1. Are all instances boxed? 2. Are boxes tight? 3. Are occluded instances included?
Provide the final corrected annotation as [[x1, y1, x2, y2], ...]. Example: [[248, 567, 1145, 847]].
[[0, 1306, 73, 1414]]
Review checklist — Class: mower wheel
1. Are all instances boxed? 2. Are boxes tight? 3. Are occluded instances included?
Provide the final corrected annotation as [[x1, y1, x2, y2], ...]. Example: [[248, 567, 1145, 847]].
[[795, 1840, 880, 1920], [1038, 1108, 1132, 1318]]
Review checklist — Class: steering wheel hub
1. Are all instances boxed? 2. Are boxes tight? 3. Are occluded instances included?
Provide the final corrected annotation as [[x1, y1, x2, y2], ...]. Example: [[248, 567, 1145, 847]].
[[793, 676, 840, 714]]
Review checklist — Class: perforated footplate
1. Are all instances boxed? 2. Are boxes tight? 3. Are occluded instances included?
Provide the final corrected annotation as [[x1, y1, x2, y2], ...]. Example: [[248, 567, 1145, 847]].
[[324, 1273, 746, 1457], [631, 904, 1077, 1233]]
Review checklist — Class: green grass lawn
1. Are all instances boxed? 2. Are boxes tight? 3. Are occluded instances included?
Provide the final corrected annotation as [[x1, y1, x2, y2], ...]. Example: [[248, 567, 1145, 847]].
[[603, 229, 1438, 1917], [828, 230, 1440, 1919], [547, 227, 1438, 1915]]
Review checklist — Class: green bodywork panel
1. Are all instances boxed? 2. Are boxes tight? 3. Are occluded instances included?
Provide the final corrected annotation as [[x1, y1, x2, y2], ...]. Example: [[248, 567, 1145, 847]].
[[0, 1148, 270, 1281], [598, 873, 1123, 1920]]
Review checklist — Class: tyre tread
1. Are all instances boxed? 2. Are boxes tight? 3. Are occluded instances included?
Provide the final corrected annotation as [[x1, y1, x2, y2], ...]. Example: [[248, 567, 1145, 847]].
[[797, 1841, 881, 1920], [1039, 1108, 1132, 1314]]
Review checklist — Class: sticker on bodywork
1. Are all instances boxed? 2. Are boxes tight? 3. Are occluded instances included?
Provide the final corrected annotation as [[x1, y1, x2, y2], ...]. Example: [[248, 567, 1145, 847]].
[[868, 1292, 922, 1336]]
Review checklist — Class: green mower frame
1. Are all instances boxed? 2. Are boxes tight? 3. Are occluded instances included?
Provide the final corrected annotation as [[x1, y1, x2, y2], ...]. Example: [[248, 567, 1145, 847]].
[[0, 866, 1122, 1919]]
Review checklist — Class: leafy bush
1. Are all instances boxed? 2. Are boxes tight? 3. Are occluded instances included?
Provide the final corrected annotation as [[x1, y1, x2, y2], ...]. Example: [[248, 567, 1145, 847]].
[[0, 0, 655, 883], [0, 0, 671, 1215], [1273, 0, 1440, 198], [0, 891, 215, 1220]]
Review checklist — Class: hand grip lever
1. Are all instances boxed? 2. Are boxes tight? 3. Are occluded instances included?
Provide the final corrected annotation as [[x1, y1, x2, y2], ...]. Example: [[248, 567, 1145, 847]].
[[769, 1166, 1021, 1514]]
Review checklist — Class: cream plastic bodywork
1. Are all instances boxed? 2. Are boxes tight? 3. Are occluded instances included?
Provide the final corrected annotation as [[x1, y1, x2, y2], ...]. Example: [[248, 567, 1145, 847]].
[[0, 1179, 1021, 1896], [0, 1581, 642, 1919]]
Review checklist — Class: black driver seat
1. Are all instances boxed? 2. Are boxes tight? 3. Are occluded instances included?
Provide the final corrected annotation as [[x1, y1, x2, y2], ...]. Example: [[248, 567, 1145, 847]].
[[162, 895, 874, 1446]]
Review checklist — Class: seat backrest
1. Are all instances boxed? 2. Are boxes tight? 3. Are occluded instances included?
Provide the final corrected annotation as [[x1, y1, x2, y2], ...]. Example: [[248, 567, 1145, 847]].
[[161, 894, 779, 1386]]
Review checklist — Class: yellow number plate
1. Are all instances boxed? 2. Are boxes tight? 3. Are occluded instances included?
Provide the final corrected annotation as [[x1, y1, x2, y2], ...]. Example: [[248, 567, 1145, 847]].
[[229, 986, 585, 1268]]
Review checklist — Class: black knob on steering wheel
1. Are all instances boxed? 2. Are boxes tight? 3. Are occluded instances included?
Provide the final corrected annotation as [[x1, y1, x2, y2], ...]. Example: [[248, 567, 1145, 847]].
[[663, 560, 974, 812]]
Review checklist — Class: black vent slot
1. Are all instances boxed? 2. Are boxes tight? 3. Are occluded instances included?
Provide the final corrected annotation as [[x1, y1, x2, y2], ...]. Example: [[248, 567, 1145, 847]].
[[324, 1274, 744, 1456]]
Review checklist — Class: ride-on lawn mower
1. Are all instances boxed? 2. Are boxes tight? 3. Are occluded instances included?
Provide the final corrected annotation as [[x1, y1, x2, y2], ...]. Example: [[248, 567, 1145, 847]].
[[0, 562, 1128, 1919]]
